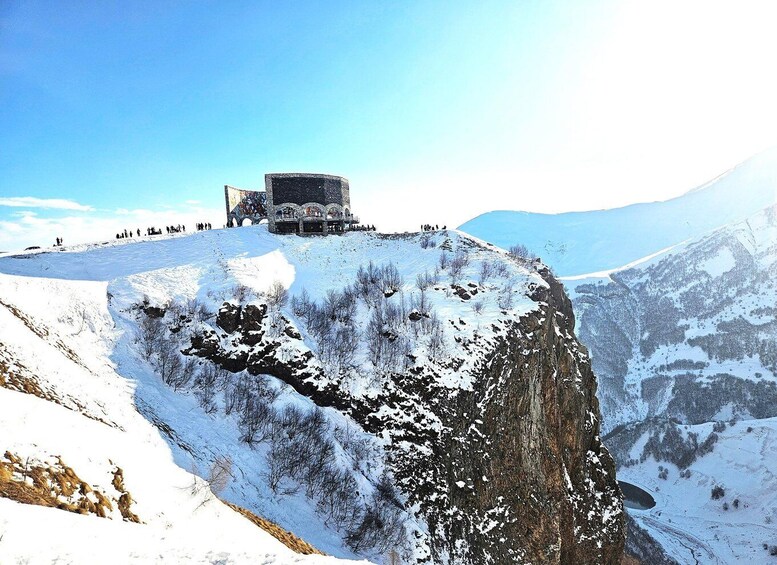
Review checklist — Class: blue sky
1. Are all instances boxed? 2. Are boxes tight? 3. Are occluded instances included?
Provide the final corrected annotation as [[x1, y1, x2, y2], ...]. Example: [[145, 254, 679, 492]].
[[2, 1, 777, 250]]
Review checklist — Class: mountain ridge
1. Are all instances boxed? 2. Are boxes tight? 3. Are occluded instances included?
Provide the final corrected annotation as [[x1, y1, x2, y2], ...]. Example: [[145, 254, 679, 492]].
[[459, 148, 777, 276]]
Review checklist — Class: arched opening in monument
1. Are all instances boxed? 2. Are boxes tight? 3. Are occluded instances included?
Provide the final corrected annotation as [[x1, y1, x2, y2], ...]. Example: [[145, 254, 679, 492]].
[[303, 205, 324, 218], [241, 217, 253, 227], [276, 206, 297, 220]]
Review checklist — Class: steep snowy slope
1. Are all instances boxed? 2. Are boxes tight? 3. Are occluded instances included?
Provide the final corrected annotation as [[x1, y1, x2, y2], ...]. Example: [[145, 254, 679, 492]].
[[0, 225, 624, 564], [459, 148, 777, 276], [566, 204, 777, 432], [0, 269, 360, 564], [562, 204, 777, 563]]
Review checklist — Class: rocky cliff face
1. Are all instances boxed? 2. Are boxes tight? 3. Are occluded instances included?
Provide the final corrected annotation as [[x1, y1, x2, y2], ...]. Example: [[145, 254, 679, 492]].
[[0, 225, 624, 563], [185, 257, 624, 563]]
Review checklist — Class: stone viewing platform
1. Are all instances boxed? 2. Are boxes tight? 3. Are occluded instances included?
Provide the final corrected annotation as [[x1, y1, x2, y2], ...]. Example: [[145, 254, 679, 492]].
[[224, 173, 359, 234]]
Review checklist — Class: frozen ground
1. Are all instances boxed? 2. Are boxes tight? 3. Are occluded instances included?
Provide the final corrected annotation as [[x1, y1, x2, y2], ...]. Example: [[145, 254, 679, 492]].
[[0, 224, 541, 564]]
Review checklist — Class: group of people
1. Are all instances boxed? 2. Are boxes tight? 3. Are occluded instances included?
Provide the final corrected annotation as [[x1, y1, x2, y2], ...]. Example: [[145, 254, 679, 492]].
[[54, 237, 64, 246], [115, 225, 185, 240], [196, 222, 212, 231], [420, 224, 445, 231], [116, 229, 140, 239], [352, 224, 376, 231]]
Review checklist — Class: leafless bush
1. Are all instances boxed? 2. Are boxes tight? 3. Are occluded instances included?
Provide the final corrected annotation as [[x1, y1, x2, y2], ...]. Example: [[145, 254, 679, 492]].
[[438, 251, 450, 270], [356, 261, 383, 306], [366, 303, 409, 371], [415, 270, 435, 291], [139, 315, 163, 357], [157, 338, 185, 389], [478, 261, 495, 285], [238, 394, 274, 444], [267, 280, 289, 309], [497, 281, 515, 310], [316, 463, 361, 529], [346, 488, 406, 553], [232, 283, 252, 303], [379, 263, 403, 296], [224, 373, 251, 416], [472, 299, 485, 315], [291, 288, 315, 320], [193, 364, 218, 413], [208, 456, 232, 495], [319, 325, 360, 368], [419, 234, 435, 249], [449, 251, 469, 283], [428, 315, 446, 360], [509, 243, 535, 260]]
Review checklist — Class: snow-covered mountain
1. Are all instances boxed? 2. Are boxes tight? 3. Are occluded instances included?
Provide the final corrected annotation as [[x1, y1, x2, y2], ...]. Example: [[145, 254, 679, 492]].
[[0, 225, 624, 564], [566, 204, 777, 432], [458, 148, 777, 276], [563, 204, 777, 562]]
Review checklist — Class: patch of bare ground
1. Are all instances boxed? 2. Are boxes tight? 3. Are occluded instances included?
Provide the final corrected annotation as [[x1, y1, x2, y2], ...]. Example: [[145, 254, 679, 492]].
[[0, 451, 114, 518], [224, 501, 324, 555], [622, 554, 642, 565], [112, 467, 141, 523]]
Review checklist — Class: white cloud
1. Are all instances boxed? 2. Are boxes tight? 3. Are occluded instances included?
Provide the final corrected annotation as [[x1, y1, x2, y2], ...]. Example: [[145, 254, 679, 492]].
[[0, 197, 94, 212]]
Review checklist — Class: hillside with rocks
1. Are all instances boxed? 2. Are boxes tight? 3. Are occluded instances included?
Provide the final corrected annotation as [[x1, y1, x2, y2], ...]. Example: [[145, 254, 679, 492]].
[[0, 225, 624, 564]]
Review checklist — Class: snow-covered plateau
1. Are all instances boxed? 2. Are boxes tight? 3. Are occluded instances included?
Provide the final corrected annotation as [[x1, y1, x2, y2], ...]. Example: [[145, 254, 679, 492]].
[[0, 225, 624, 564]]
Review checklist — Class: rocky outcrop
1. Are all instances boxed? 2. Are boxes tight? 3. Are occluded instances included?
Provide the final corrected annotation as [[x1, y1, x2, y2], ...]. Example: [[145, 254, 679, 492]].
[[186, 267, 624, 563]]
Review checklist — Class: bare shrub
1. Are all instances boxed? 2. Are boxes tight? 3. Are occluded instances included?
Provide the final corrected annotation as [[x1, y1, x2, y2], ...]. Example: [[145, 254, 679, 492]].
[[472, 300, 485, 315], [232, 284, 251, 302], [438, 251, 449, 270], [291, 288, 315, 320], [224, 374, 251, 416], [267, 280, 289, 309], [157, 339, 185, 389], [497, 281, 515, 310], [415, 272, 431, 291], [208, 456, 232, 495], [478, 261, 495, 285], [238, 394, 274, 444], [139, 315, 163, 357], [449, 251, 469, 283], [419, 234, 435, 249], [379, 263, 403, 296], [508, 243, 533, 260], [427, 314, 446, 360], [193, 364, 218, 413], [346, 487, 406, 553], [317, 464, 360, 529]]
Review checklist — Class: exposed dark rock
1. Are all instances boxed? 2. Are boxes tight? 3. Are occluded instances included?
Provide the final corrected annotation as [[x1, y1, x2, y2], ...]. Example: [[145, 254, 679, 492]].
[[184, 268, 624, 563], [143, 305, 166, 319], [451, 285, 471, 300], [216, 303, 242, 334]]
